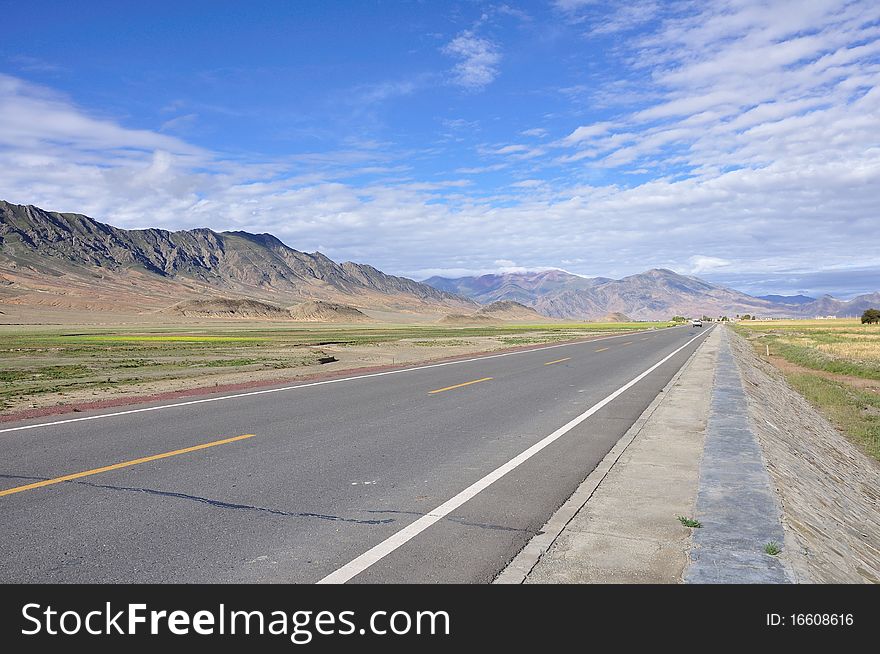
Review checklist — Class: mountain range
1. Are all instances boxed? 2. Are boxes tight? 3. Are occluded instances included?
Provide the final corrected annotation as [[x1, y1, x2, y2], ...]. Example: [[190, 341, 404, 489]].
[[0, 200, 475, 318], [423, 269, 879, 321], [1, 200, 876, 321]]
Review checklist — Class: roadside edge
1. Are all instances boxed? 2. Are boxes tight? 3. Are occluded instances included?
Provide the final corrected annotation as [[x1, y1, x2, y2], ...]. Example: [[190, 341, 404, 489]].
[[493, 326, 714, 584]]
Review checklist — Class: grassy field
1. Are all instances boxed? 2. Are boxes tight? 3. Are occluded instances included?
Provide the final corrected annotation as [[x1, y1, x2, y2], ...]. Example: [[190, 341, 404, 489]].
[[734, 318, 880, 379], [0, 321, 670, 413], [735, 318, 880, 460]]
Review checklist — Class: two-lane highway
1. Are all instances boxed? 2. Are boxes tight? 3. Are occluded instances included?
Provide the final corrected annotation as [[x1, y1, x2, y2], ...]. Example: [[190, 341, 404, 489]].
[[0, 324, 713, 583]]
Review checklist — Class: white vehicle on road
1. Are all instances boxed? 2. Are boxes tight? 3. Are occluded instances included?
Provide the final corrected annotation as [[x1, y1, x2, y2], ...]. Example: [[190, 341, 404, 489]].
[[691, 319, 703, 327]]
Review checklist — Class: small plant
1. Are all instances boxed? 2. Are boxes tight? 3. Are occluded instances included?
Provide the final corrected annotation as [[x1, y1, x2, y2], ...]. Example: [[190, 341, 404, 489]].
[[678, 516, 702, 528], [764, 541, 782, 556]]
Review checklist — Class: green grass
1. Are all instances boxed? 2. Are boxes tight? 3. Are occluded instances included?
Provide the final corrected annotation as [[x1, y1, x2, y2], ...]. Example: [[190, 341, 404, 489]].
[[64, 334, 265, 343], [0, 364, 91, 383], [764, 542, 782, 556], [786, 373, 880, 460], [678, 516, 702, 528]]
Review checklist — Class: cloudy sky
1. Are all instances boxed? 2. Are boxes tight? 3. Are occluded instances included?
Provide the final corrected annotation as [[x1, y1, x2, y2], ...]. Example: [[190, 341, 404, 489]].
[[1, 0, 878, 297]]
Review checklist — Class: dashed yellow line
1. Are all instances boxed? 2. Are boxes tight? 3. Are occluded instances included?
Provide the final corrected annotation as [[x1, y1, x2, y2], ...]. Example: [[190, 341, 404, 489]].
[[622, 341, 634, 346], [429, 377, 493, 394], [544, 357, 571, 366], [595, 347, 609, 352], [0, 433, 256, 498]]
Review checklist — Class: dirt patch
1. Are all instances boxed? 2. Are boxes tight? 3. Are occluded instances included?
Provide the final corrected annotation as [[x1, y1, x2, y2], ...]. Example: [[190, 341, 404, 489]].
[[729, 328, 880, 583], [761, 353, 880, 394]]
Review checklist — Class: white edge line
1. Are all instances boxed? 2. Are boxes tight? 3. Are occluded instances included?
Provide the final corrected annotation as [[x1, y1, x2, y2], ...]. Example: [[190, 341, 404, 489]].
[[0, 326, 687, 435], [317, 326, 712, 584]]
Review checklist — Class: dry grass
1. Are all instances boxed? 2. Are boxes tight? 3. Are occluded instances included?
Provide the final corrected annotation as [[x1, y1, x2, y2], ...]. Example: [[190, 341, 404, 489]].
[[736, 319, 880, 379], [736, 319, 880, 461], [815, 341, 880, 362]]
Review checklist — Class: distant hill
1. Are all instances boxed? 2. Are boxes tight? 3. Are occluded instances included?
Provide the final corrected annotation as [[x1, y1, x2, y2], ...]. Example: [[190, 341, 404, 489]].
[[0, 200, 476, 317], [600, 312, 633, 322], [163, 298, 291, 319], [288, 300, 372, 322], [424, 269, 878, 320], [438, 300, 550, 325], [475, 300, 548, 322], [797, 293, 880, 317], [423, 270, 606, 308]]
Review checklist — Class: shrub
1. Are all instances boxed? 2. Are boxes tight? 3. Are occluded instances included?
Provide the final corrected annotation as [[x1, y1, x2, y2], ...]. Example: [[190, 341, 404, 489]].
[[862, 309, 880, 324]]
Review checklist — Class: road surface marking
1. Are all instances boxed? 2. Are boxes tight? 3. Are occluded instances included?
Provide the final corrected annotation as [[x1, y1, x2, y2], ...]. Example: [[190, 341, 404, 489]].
[[0, 326, 688, 435], [0, 433, 255, 498], [622, 341, 633, 345], [641, 337, 651, 340], [317, 327, 712, 584], [429, 377, 493, 394], [544, 357, 571, 366], [595, 347, 609, 352]]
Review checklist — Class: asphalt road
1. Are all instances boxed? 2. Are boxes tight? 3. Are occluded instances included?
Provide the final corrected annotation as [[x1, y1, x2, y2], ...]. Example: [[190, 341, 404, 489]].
[[0, 324, 713, 583]]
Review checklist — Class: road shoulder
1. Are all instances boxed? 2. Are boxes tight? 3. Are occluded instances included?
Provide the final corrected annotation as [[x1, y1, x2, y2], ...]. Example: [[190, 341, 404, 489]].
[[497, 326, 719, 583]]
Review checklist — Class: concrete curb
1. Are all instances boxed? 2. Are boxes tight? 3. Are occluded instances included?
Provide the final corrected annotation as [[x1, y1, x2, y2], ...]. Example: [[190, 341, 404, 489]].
[[684, 327, 791, 584], [494, 326, 714, 584]]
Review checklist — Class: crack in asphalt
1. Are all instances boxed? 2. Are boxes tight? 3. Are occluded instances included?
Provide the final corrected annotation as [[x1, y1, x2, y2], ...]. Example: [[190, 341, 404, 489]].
[[367, 508, 538, 534], [2, 474, 531, 533], [0, 473, 393, 526]]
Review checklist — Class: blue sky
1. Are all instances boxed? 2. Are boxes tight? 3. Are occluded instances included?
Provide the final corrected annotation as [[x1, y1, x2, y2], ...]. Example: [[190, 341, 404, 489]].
[[1, 0, 879, 298]]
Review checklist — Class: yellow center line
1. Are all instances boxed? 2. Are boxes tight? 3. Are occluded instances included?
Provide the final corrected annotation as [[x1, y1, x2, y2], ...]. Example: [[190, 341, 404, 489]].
[[0, 433, 256, 498], [544, 357, 571, 366], [429, 377, 493, 394], [641, 337, 651, 340], [622, 341, 634, 345], [595, 347, 609, 352]]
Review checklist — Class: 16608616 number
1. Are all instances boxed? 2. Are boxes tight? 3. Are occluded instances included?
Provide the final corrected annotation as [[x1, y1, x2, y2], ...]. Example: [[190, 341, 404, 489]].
[[791, 614, 853, 626], [767, 613, 854, 627]]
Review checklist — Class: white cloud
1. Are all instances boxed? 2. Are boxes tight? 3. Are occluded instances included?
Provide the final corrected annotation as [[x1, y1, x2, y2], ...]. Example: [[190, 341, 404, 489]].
[[560, 122, 613, 145], [553, 0, 598, 11], [455, 163, 508, 174], [511, 179, 544, 188], [543, 0, 880, 183], [494, 144, 529, 154], [442, 31, 501, 90], [688, 255, 731, 274], [0, 74, 203, 157]]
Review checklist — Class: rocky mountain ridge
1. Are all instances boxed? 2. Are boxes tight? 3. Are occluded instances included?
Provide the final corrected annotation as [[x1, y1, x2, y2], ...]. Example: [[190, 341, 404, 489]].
[[424, 269, 878, 320], [0, 200, 476, 316]]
